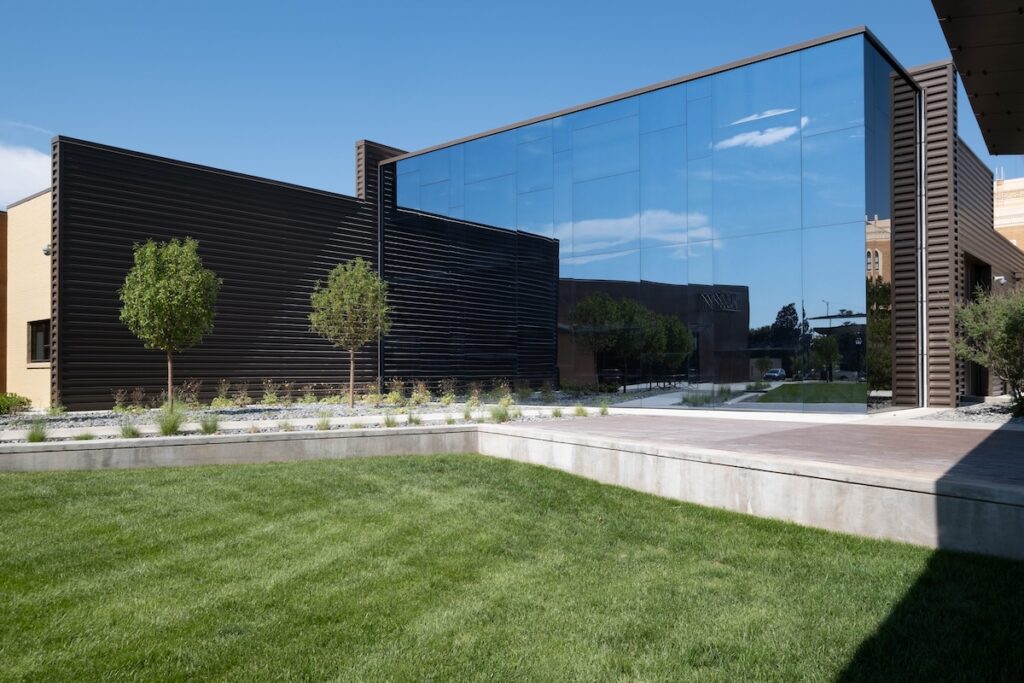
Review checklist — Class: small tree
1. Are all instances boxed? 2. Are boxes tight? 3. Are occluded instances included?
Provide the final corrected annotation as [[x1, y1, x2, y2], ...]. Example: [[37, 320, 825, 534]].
[[811, 335, 840, 382], [309, 257, 391, 407], [119, 238, 221, 411], [954, 286, 1024, 415]]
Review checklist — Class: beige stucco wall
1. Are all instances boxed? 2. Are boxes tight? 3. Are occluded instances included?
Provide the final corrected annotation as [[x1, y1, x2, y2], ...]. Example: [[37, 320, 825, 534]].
[[995, 177, 1024, 252], [6, 191, 51, 408]]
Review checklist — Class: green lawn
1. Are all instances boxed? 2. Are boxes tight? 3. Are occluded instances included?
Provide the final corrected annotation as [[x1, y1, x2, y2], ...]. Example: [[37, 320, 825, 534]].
[[758, 381, 868, 404], [1, 455, 1021, 680]]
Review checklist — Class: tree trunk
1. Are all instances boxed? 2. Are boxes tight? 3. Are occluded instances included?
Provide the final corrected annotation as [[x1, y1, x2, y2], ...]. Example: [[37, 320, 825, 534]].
[[348, 348, 356, 408], [167, 351, 174, 411]]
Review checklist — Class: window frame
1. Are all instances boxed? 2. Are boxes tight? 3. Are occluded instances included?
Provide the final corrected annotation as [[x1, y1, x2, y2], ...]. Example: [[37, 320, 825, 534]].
[[27, 319, 51, 364]]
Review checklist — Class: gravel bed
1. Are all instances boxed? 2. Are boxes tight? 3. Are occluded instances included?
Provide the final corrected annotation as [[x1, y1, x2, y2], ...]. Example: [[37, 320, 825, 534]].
[[0, 389, 669, 433], [921, 401, 1023, 425]]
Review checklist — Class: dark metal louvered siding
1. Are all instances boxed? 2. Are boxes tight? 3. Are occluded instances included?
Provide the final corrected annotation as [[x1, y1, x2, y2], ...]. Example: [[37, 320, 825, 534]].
[[378, 163, 559, 386], [890, 70, 921, 406], [907, 63, 1024, 406], [51, 137, 380, 409]]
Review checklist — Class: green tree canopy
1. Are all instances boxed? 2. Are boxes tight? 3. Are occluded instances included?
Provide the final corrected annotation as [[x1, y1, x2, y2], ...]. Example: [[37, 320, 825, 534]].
[[770, 303, 801, 350], [954, 286, 1024, 415], [119, 237, 221, 410], [572, 294, 695, 386], [811, 335, 840, 382], [866, 277, 892, 391], [309, 257, 391, 407]]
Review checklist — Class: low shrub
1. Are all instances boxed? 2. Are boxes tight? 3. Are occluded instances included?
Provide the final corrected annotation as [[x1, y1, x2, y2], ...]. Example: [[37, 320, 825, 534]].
[[299, 384, 319, 404], [350, 422, 365, 429], [48, 404, 66, 417], [261, 379, 280, 406], [73, 433, 96, 441], [178, 379, 202, 409], [278, 420, 294, 432], [439, 378, 458, 405], [599, 400, 609, 416], [445, 414, 456, 425], [120, 422, 141, 439], [489, 378, 512, 402], [514, 380, 533, 403], [210, 397, 234, 409], [410, 380, 432, 406], [280, 382, 295, 405], [26, 421, 47, 443], [232, 383, 251, 407], [0, 392, 31, 415], [156, 408, 184, 436], [316, 417, 331, 431], [386, 377, 406, 405], [540, 380, 555, 403], [574, 403, 588, 417], [216, 378, 231, 402], [383, 414, 398, 428], [200, 415, 219, 435], [130, 386, 147, 410], [552, 407, 563, 418], [490, 404, 510, 423], [463, 405, 473, 421], [361, 392, 383, 407], [407, 414, 422, 426], [111, 388, 129, 413]]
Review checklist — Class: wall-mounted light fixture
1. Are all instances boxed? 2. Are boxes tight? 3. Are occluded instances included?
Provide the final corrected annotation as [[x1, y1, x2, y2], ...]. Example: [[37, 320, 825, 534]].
[[993, 275, 1007, 285], [42, 243, 51, 256]]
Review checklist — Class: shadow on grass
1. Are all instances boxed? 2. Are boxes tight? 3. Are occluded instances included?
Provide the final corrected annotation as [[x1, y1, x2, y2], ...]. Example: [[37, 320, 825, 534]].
[[839, 423, 1024, 680]]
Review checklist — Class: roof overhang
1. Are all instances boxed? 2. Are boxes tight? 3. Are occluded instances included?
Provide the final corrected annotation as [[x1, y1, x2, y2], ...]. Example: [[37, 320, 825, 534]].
[[932, 1, 1024, 154]]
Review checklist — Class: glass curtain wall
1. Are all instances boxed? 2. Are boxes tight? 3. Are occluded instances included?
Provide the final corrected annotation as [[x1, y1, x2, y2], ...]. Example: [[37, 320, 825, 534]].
[[394, 35, 902, 412]]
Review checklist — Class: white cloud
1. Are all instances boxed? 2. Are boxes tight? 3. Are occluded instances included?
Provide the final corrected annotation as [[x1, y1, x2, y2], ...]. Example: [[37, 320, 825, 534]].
[[730, 108, 796, 125], [0, 120, 55, 136], [0, 142, 50, 207], [714, 125, 799, 150]]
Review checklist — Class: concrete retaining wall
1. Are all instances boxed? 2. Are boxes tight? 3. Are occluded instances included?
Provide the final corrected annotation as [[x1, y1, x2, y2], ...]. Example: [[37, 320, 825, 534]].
[[0, 426, 476, 471], [475, 425, 1024, 560]]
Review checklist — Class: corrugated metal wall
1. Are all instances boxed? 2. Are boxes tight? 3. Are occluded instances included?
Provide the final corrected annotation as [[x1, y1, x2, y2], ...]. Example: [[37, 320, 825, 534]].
[[52, 137, 379, 409], [890, 69, 921, 406], [908, 62, 1024, 406], [956, 138, 1024, 397], [379, 163, 559, 386]]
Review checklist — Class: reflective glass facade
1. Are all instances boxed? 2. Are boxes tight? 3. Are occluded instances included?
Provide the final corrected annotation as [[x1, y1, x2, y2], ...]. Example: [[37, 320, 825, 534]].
[[390, 35, 910, 412]]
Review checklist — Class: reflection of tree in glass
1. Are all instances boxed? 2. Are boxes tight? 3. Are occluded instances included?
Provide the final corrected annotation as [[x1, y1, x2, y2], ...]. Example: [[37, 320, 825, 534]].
[[866, 276, 892, 391], [811, 335, 840, 383], [572, 293, 694, 390]]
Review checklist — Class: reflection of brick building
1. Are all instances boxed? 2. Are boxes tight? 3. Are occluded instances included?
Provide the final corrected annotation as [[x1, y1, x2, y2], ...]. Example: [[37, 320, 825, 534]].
[[865, 216, 891, 283], [558, 279, 750, 385], [994, 177, 1024, 251]]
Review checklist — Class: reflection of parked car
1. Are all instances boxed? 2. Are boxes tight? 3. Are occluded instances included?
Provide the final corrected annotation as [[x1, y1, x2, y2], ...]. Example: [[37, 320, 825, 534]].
[[763, 368, 787, 381]]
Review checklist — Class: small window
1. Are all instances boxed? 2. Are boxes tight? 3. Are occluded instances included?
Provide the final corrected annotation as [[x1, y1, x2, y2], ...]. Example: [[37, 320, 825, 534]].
[[28, 320, 50, 363], [865, 250, 872, 273]]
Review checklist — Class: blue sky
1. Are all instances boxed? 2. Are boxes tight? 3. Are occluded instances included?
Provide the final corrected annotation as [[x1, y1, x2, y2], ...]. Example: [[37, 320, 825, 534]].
[[2, 0, 1022, 206]]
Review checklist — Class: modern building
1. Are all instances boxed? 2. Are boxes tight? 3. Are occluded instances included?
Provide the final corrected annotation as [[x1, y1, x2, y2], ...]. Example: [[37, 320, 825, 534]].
[[994, 177, 1024, 249], [4, 26, 1023, 412]]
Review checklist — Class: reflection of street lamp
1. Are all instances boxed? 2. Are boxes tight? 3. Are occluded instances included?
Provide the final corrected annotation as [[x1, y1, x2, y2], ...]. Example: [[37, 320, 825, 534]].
[[821, 299, 831, 331], [855, 336, 863, 379]]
